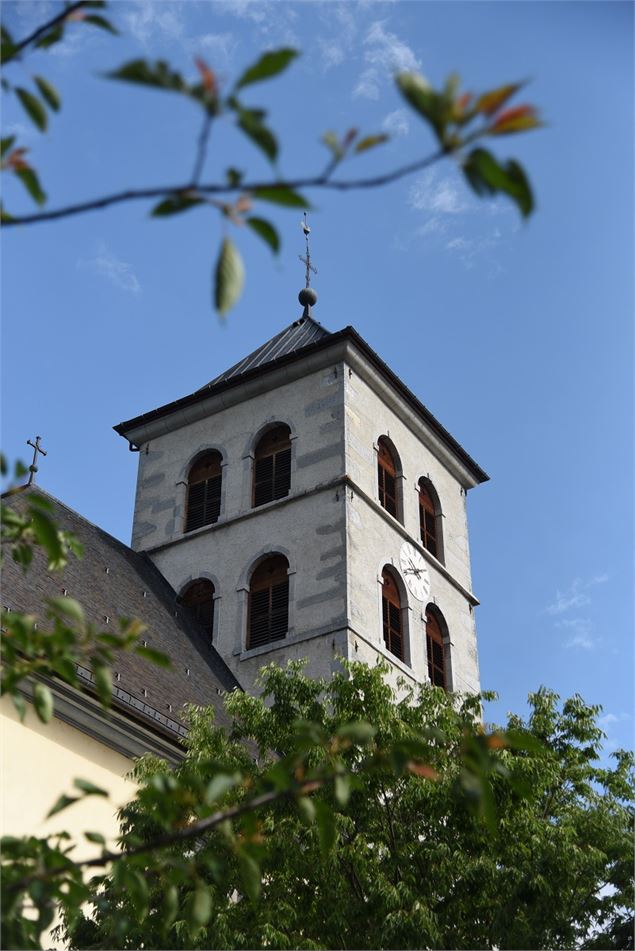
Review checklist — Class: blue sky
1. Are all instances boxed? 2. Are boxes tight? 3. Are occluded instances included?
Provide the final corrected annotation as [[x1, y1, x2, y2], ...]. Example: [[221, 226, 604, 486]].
[[2, 1, 633, 753]]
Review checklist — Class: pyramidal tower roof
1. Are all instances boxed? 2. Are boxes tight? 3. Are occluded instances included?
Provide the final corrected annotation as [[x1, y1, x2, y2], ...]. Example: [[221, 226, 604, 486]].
[[199, 315, 330, 390]]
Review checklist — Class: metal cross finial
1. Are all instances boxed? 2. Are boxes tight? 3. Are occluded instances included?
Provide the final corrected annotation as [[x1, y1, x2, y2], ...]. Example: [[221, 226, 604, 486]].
[[298, 211, 317, 288], [26, 435, 47, 486]]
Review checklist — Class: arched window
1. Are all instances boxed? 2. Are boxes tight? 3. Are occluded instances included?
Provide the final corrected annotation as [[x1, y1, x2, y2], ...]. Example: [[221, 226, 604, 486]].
[[418, 479, 442, 561], [248, 555, 289, 649], [253, 425, 291, 508], [381, 568, 404, 661], [377, 437, 400, 520], [181, 579, 215, 639], [185, 451, 222, 533], [425, 605, 447, 690]]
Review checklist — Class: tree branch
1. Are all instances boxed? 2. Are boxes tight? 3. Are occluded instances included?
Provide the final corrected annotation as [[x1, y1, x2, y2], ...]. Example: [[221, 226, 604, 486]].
[[3, 149, 447, 227], [9, 779, 323, 894], [9, 0, 90, 57], [190, 112, 214, 187]]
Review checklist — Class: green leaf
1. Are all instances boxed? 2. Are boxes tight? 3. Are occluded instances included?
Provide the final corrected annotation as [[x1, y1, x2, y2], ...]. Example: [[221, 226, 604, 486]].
[[205, 773, 239, 805], [334, 774, 351, 808], [226, 167, 243, 186], [246, 216, 280, 254], [84, 14, 118, 35], [237, 111, 277, 162], [93, 664, 113, 708], [135, 645, 171, 668], [125, 869, 149, 921], [214, 237, 245, 317], [151, 193, 203, 217], [106, 60, 187, 94], [1, 135, 15, 158], [164, 884, 179, 928], [84, 831, 106, 845], [11, 692, 27, 722], [297, 796, 316, 825], [314, 800, 337, 856], [354, 133, 389, 154], [33, 683, 53, 723], [48, 596, 84, 623], [47, 793, 80, 819], [238, 851, 261, 902], [14, 167, 47, 206], [395, 72, 444, 139], [1, 25, 16, 63], [235, 48, 298, 90], [15, 88, 48, 132], [321, 131, 342, 159], [34, 76, 60, 111], [34, 24, 63, 50], [73, 778, 108, 797], [336, 722, 376, 744], [191, 882, 213, 924], [253, 186, 308, 208], [463, 147, 534, 218]]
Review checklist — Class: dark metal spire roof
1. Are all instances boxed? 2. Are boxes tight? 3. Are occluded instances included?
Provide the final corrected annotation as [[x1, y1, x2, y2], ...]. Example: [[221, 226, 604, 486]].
[[199, 315, 330, 390]]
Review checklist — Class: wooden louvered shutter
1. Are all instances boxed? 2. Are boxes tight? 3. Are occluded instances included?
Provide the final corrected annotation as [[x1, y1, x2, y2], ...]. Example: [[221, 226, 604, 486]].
[[248, 556, 289, 648], [186, 453, 222, 533], [378, 441, 398, 518], [182, 579, 215, 638], [419, 484, 438, 558], [382, 570, 403, 661], [253, 426, 291, 507], [426, 608, 446, 689]]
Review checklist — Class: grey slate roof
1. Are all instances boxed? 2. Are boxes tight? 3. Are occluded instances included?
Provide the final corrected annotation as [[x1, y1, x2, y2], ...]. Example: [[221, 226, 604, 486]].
[[198, 315, 329, 390], [2, 487, 242, 742]]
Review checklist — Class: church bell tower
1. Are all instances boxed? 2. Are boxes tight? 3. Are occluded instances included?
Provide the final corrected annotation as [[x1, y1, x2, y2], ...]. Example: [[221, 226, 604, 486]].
[[115, 226, 487, 697]]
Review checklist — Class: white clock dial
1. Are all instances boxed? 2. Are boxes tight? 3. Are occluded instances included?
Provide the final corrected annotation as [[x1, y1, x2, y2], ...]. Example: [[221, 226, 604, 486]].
[[399, 541, 431, 602]]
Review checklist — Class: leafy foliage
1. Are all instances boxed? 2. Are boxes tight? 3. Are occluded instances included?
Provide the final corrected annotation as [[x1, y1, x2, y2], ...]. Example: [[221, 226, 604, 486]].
[[2, 661, 630, 951]]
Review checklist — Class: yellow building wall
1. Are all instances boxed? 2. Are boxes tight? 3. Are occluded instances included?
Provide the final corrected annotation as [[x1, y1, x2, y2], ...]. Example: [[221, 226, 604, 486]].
[[1, 696, 136, 857]]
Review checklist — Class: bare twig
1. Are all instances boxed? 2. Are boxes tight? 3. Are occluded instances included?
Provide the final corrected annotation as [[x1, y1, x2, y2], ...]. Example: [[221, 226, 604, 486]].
[[191, 112, 214, 186], [8, 0, 90, 57], [3, 149, 447, 227]]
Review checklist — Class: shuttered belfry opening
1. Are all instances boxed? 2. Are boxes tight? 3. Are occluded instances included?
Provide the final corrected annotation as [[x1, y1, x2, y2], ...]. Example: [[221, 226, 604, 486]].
[[418, 480, 439, 558], [185, 451, 222, 533], [426, 605, 446, 689], [248, 555, 289, 649], [377, 438, 398, 518], [181, 579, 215, 638], [253, 425, 291, 508], [382, 568, 403, 661]]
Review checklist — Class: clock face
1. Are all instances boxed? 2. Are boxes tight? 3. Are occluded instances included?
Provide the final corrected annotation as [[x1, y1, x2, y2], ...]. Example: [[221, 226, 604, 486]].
[[399, 541, 431, 602]]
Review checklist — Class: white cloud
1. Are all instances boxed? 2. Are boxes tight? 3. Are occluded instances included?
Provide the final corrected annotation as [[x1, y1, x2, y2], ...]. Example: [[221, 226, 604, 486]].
[[558, 617, 595, 651], [187, 31, 238, 64], [408, 170, 469, 215], [125, 0, 185, 46], [383, 109, 409, 137], [77, 244, 141, 295], [216, 0, 299, 46], [364, 19, 420, 73], [545, 575, 608, 617], [353, 67, 380, 100], [598, 712, 631, 729]]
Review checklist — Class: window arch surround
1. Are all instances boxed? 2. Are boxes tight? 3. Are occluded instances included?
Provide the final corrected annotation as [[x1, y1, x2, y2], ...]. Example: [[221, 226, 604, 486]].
[[185, 450, 223, 533], [418, 477, 444, 564], [247, 554, 290, 649], [180, 578, 215, 639], [425, 603, 451, 691], [376, 436, 403, 523], [253, 424, 292, 508], [381, 566, 408, 663]]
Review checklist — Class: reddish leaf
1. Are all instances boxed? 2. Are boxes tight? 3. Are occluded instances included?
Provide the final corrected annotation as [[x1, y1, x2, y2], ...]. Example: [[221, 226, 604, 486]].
[[490, 105, 542, 135], [407, 761, 439, 780], [195, 57, 216, 95], [476, 82, 523, 116]]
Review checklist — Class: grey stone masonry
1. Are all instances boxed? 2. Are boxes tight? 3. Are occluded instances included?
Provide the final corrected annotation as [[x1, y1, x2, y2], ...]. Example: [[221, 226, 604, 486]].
[[117, 321, 487, 698]]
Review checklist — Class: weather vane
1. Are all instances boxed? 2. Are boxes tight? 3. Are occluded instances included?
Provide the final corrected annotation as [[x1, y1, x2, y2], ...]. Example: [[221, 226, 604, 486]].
[[298, 212, 317, 289], [26, 435, 47, 486]]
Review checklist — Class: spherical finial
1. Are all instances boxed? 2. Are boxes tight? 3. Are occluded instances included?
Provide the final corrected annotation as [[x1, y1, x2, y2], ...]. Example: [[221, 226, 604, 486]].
[[299, 287, 318, 308]]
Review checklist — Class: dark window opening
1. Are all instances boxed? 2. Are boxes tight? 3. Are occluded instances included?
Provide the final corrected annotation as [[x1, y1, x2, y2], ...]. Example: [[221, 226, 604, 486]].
[[248, 555, 289, 649], [253, 426, 291, 508], [382, 569, 403, 661], [419, 482, 438, 558], [185, 452, 222, 533], [378, 439, 399, 519], [181, 579, 215, 639], [426, 607, 447, 690]]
